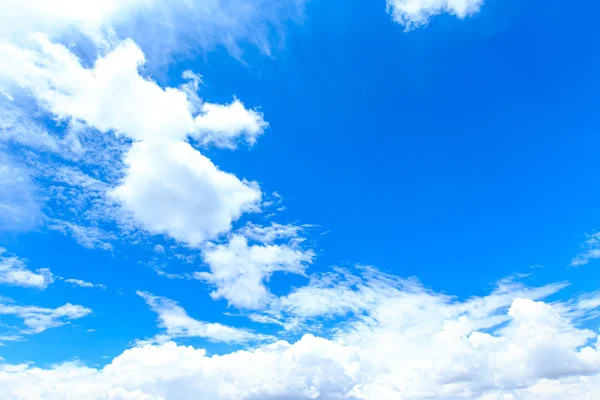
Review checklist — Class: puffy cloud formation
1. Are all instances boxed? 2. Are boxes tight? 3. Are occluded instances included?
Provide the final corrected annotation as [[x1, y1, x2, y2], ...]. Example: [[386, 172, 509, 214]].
[[2, 278, 600, 399], [137, 291, 273, 344], [0, 35, 265, 246], [111, 141, 261, 246], [193, 99, 267, 149], [196, 234, 314, 309], [387, 0, 484, 29], [0, 249, 53, 289]]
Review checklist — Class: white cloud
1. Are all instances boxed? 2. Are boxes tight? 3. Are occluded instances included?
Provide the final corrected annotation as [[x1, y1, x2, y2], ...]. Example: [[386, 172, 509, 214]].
[[387, 0, 484, 30], [571, 232, 600, 266], [0, 37, 193, 143], [195, 234, 314, 309], [137, 291, 273, 344], [0, 35, 266, 246], [111, 140, 261, 246], [3, 282, 600, 399], [193, 99, 267, 149], [0, 249, 53, 289], [65, 278, 107, 290], [265, 268, 570, 333], [0, 300, 91, 335]]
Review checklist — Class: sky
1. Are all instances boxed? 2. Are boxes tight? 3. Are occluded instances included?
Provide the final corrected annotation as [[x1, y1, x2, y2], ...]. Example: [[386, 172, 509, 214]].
[[1, 0, 600, 399]]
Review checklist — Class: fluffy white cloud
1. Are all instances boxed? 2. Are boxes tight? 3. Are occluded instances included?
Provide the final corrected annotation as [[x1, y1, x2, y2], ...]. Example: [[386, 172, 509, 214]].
[[111, 141, 261, 246], [193, 99, 267, 149], [195, 234, 314, 309], [0, 249, 53, 289], [0, 300, 91, 336], [2, 279, 600, 399], [387, 0, 484, 29], [0, 34, 266, 246], [137, 291, 272, 344], [0, 37, 193, 143]]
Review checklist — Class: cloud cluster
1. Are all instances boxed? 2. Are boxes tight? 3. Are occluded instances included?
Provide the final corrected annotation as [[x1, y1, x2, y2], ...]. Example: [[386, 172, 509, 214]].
[[0, 33, 266, 246], [3, 276, 600, 399], [3, 1, 600, 400]]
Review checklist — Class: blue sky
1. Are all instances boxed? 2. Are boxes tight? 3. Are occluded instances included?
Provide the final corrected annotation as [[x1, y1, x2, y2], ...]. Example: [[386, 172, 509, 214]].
[[1, 0, 600, 399]]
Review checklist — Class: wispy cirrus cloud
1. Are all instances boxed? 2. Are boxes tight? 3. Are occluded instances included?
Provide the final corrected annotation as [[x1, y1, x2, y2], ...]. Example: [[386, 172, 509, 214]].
[[571, 232, 600, 267], [64, 278, 107, 290], [137, 291, 273, 345], [0, 297, 91, 341]]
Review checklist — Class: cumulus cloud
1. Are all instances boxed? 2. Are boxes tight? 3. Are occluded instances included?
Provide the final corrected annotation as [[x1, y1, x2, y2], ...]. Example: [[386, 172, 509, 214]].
[[193, 99, 267, 149], [387, 0, 484, 29], [111, 141, 261, 246], [3, 279, 600, 399], [195, 234, 314, 309], [0, 249, 53, 289], [137, 291, 273, 344], [0, 37, 194, 143], [0, 33, 266, 246]]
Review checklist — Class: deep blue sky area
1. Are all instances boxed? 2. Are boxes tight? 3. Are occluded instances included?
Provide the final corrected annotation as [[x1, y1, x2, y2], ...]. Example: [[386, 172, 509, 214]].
[[193, 0, 600, 295], [2, 0, 600, 372]]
